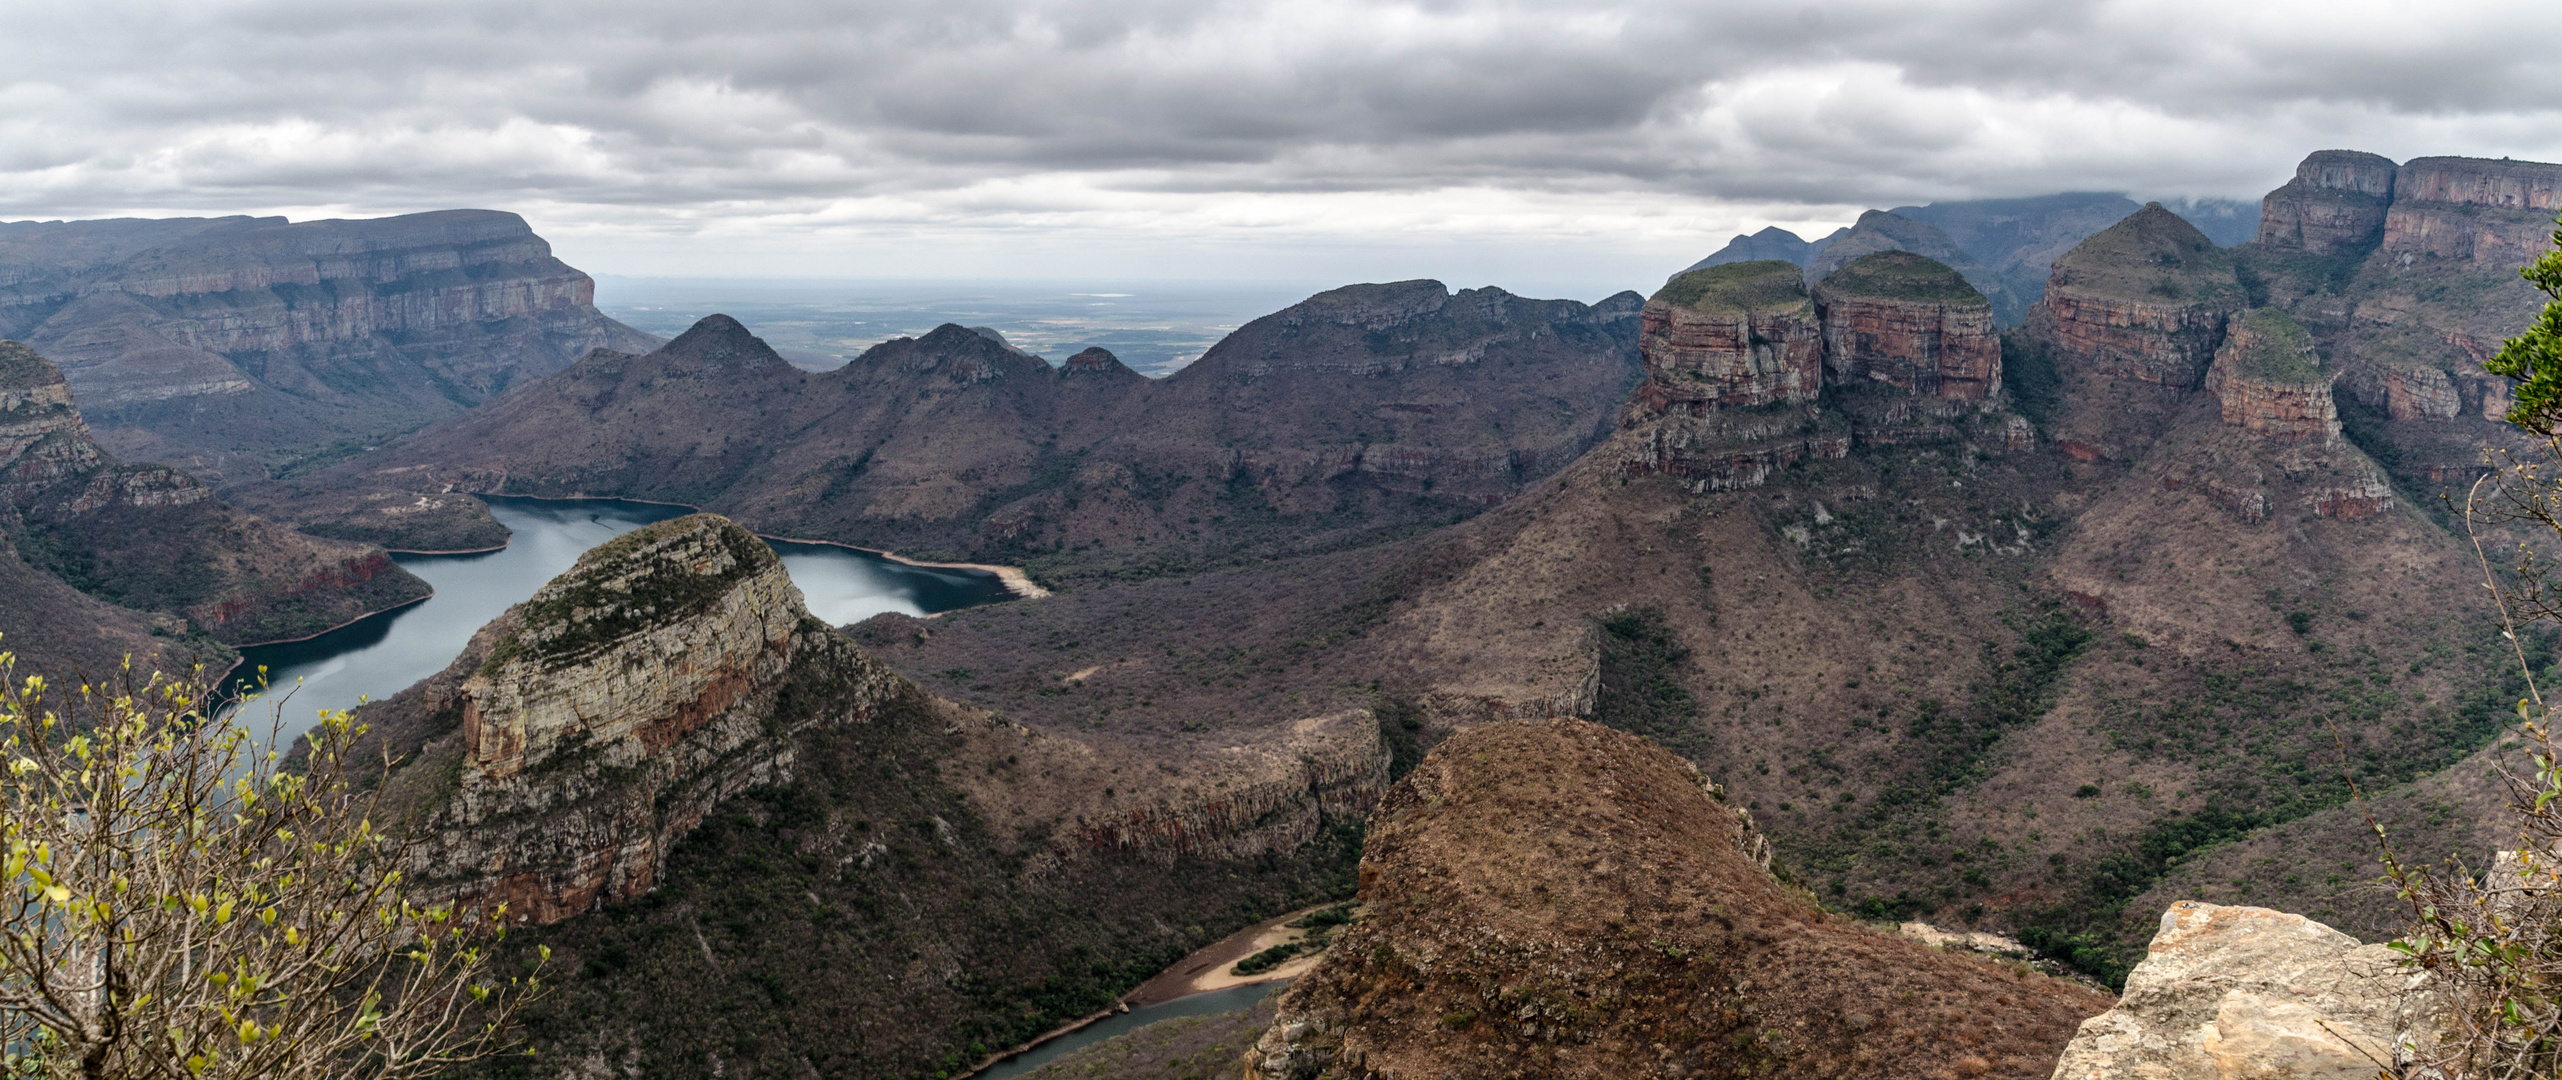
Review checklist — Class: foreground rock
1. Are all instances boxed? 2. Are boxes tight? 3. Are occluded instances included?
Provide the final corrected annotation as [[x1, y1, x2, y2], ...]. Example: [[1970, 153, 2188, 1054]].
[[2050, 902, 2402, 1080], [1247, 719, 2113, 1080]]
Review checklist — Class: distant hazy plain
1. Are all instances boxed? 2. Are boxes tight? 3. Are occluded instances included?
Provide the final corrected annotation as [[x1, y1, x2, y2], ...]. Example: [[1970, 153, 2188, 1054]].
[[594, 278, 1335, 377]]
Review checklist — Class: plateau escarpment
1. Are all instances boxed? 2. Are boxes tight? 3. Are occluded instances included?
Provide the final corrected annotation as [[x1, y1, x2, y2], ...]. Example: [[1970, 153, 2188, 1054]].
[[268, 281, 1644, 582], [1246, 720, 2114, 1080], [0, 340, 428, 668], [0, 211, 656, 481], [2253, 150, 2400, 255]]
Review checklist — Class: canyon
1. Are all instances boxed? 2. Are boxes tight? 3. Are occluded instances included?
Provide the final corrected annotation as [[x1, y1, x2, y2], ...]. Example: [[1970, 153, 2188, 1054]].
[[4, 147, 2556, 1078]]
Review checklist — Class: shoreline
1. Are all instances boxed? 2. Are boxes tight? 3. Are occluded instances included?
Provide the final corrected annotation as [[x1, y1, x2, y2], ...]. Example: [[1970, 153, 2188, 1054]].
[[953, 899, 1346, 1078], [226, 589, 434, 650], [443, 491, 1052, 599]]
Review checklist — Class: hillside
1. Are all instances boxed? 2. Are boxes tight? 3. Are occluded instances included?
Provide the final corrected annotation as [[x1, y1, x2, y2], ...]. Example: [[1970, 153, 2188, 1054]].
[[1248, 719, 2113, 1079], [255, 282, 1645, 582], [0, 340, 429, 677], [0, 211, 658, 483]]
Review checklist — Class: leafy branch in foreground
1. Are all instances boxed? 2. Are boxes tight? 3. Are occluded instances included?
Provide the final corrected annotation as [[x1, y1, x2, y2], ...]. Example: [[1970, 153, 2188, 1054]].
[[2359, 220, 2562, 1078], [0, 645, 543, 1079]]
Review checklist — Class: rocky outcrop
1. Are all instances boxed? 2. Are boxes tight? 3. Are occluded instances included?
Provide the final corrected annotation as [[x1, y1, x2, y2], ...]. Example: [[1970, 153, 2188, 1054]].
[[414, 514, 901, 923], [2255, 150, 2399, 254], [1245, 719, 2112, 1080], [2034, 205, 2245, 390], [2207, 310, 2339, 445], [1813, 250, 2002, 402], [2379, 156, 2562, 269], [2050, 902, 2403, 1080], [1070, 710, 1391, 861], [1635, 261, 1823, 411], [0, 211, 657, 474], [1620, 407, 1850, 490]]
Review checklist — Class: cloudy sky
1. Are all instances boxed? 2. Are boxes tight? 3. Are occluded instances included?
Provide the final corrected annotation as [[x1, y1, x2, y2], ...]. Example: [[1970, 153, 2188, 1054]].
[[3, 0, 2557, 295]]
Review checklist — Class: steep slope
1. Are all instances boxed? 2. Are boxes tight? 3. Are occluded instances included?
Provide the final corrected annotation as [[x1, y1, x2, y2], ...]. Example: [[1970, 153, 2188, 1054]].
[[346, 513, 1386, 1077], [0, 340, 429, 661], [1246, 719, 2113, 1080], [0, 211, 657, 482], [260, 282, 1645, 582], [1680, 223, 1846, 272]]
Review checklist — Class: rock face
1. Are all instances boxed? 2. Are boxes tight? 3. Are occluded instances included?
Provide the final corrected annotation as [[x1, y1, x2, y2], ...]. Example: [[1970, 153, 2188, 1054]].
[[2207, 310, 2339, 445], [414, 514, 898, 923], [1245, 719, 2113, 1080], [1813, 250, 2002, 401], [0, 340, 429, 650], [0, 211, 657, 477], [2035, 205, 2246, 389], [2379, 156, 2562, 269], [2050, 902, 2402, 1080], [1635, 261, 1823, 410], [1070, 709, 1390, 861], [2255, 150, 2400, 254]]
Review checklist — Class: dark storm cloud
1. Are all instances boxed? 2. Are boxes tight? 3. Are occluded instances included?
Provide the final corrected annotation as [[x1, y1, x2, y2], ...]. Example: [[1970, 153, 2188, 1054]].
[[1, 0, 2555, 270]]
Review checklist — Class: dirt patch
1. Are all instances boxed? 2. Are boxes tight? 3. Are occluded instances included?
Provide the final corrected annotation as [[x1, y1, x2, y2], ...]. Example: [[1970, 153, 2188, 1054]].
[[1125, 901, 1358, 1007]]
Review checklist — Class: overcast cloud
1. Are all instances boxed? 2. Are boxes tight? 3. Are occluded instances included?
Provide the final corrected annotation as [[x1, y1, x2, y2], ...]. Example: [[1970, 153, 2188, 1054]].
[[3, 0, 2557, 294]]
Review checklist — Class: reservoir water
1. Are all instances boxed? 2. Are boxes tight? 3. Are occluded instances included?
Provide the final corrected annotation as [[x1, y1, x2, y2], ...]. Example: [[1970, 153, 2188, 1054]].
[[225, 495, 1012, 733]]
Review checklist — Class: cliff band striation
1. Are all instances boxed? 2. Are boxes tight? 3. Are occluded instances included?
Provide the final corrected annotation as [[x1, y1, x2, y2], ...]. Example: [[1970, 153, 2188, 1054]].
[[1813, 250, 2002, 402], [2254, 151, 2400, 255], [0, 211, 657, 477], [2033, 205, 2245, 391], [411, 514, 894, 923], [2206, 310, 2340, 446], [1245, 719, 2113, 1080], [1635, 261, 1823, 411], [2049, 902, 2404, 1080]]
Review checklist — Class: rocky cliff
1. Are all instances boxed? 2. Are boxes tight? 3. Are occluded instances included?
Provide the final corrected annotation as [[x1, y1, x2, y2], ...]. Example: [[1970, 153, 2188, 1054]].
[[1813, 250, 2002, 402], [0, 211, 656, 480], [2033, 205, 2245, 392], [262, 283, 1645, 583], [2206, 310, 2340, 445], [1244, 720, 2113, 1080], [1634, 260, 1823, 411], [2050, 902, 2402, 1080], [2378, 156, 2562, 269], [1810, 210, 2031, 326], [0, 339, 428, 653], [2254, 150, 2400, 254]]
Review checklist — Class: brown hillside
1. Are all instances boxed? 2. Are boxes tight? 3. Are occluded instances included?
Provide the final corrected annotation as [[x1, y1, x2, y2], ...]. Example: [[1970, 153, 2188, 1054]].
[[1249, 719, 2113, 1080], [255, 283, 1644, 582]]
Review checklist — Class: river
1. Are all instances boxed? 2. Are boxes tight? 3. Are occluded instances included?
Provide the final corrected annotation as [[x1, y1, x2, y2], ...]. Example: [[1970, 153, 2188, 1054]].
[[224, 495, 1012, 734]]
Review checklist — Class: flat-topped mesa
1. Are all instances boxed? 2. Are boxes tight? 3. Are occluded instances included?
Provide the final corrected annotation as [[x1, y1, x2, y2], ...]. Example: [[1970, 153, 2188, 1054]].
[[2255, 150, 2399, 254], [2381, 155, 2562, 267], [2206, 309, 2340, 445], [2037, 204, 2245, 389], [1810, 250, 2001, 402], [424, 513, 898, 922], [1634, 260, 1822, 413]]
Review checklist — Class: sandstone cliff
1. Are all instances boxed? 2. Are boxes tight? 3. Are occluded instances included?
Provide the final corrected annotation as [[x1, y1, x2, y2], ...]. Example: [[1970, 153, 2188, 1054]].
[[2205, 310, 2339, 446], [1810, 210, 2031, 326], [2033, 205, 2244, 392], [266, 283, 1644, 583], [1813, 250, 2002, 402], [0, 211, 657, 480], [2254, 150, 2399, 255], [0, 340, 428, 654], [1245, 720, 2113, 1080], [1635, 261, 1823, 411]]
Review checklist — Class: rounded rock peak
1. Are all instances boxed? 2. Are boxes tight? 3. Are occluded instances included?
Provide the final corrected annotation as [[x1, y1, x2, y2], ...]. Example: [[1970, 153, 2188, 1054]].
[[2049, 204, 2242, 305], [1811, 250, 1986, 307], [1650, 259, 1809, 315]]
